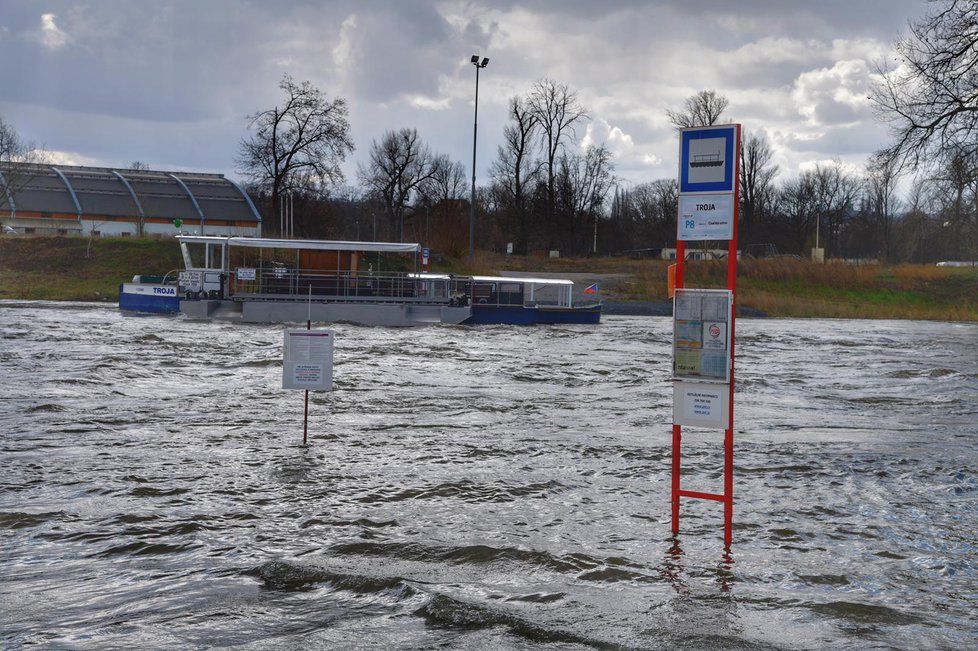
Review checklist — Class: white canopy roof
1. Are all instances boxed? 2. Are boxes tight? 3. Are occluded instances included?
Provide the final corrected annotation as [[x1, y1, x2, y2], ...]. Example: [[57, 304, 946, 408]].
[[177, 235, 420, 254], [470, 275, 573, 286]]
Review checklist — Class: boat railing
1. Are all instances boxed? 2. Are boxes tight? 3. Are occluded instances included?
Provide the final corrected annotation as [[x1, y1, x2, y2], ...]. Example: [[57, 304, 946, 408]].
[[160, 269, 181, 285], [230, 267, 452, 303], [450, 279, 574, 308]]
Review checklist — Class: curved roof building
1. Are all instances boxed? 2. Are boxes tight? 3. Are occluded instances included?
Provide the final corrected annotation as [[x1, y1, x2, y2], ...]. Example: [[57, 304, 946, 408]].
[[0, 162, 262, 237]]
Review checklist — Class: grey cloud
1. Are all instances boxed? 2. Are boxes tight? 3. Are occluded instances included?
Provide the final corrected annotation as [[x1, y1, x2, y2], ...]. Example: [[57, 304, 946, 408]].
[[0, 0, 930, 184], [780, 122, 889, 157]]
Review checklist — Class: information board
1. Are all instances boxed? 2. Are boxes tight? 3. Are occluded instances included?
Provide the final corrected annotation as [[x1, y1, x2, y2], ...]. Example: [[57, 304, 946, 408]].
[[677, 193, 734, 241], [282, 329, 334, 391], [672, 288, 732, 383], [673, 380, 729, 428], [678, 125, 737, 195]]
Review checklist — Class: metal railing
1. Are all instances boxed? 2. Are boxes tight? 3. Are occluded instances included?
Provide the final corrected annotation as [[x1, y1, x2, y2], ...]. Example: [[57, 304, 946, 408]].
[[450, 279, 580, 308], [231, 268, 453, 303]]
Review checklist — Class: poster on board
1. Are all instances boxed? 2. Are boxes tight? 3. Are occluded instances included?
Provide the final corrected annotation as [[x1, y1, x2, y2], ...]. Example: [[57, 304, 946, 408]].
[[282, 329, 334, 391], [672, 288, 732, 383], [673, 380, 729, 428]]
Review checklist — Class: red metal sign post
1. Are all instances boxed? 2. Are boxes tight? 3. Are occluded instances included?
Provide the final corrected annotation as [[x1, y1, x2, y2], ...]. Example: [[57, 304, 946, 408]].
[[672, 124, 741, 548]]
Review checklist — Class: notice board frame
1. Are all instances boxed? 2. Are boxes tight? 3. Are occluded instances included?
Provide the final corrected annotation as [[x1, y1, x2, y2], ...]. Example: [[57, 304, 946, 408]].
[[671, 123, 741, 549], [672, 287, 733, 384]]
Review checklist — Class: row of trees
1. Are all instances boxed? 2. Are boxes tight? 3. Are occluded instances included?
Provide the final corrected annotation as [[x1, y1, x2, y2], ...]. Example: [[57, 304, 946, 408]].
[[4, 1, 974, 262], [238, 0, 976, 262], [237, 72, 976, 263], [237, 75, 613, 257]]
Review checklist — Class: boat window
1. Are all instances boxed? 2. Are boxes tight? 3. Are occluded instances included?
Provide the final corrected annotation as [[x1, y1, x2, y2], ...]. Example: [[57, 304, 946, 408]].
[[497, 283, 524, 305], [472, 283, 492, 301]]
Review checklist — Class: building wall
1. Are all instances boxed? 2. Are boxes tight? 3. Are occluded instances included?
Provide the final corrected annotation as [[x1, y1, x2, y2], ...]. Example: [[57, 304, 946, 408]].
[[1, 212, 259, 238]]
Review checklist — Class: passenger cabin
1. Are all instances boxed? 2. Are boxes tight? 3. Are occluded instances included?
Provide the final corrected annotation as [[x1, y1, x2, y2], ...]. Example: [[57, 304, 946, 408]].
[[460, 275, 576, 308], [175, 235, 451, 303]]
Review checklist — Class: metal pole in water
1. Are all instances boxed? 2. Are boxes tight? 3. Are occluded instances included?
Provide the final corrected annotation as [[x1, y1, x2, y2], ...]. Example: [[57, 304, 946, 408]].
[[304, 284, 311, 445], [303, 388, 309, 445]]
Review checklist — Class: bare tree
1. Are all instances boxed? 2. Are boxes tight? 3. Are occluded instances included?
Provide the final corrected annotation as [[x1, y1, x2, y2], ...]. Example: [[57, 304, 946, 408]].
[[237, 74, 354, 230], [527, 79, 589, 246], [779, 173, 817, 253], [129, 161, 150, 171], [929, 146, 978, 258], [872, 0, 978, 169], [0, 117, 22, 163], [739, 132, 779, 248], [490, 95, 542, 253], [556, 144, 615, 254], [896, 176, 935, 261], [607, 179, 679, 251], [866, 154, 902, 261], [667, 90, 729, 129], [358, 128, 438, 241], [811, 163, 863, 257], [0, 116, 47, 227], [421, 155, 467, 205]]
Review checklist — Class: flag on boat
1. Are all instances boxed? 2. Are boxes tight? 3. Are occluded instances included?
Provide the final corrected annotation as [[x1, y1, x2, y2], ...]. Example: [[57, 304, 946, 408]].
[[583, 283, 599, 294]]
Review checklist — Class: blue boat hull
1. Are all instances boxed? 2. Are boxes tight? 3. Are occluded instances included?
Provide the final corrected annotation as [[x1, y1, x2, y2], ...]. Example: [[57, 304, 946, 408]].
[[118, 283, 180, 314], [466, 304, 601, 325]]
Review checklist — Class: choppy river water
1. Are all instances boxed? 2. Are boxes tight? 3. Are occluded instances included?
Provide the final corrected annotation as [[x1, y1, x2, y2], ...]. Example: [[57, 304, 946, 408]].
[[1, 301, 977, 649]]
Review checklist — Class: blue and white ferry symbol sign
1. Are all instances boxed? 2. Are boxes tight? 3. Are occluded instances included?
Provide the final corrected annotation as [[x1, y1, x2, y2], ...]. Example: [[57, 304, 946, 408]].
[[679, 125, 738, 194]]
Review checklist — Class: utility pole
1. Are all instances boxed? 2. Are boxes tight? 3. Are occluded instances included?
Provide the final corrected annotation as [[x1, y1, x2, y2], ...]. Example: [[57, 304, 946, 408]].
[[469, 55, 489, 262]]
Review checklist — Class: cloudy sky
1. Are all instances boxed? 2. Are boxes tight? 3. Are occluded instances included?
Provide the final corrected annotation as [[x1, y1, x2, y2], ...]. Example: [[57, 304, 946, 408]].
[[0, 0, 924, 188]]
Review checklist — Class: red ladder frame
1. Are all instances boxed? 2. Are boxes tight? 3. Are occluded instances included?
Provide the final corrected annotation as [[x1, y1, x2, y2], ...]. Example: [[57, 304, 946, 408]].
[[671, 124, 741, 548]]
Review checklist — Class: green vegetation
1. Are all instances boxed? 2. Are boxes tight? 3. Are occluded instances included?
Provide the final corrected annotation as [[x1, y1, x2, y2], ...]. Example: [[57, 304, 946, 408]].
[[1, 237, 976, 320], [438, 252, 978, 321], [0, 237, 182, 301]]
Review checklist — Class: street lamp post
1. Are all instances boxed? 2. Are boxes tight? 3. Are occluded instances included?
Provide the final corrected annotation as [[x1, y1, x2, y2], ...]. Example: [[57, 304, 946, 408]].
[[469, 55, 489, 262]]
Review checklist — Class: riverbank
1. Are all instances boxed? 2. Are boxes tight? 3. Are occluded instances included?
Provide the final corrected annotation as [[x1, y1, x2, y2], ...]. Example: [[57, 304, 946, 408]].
[[1, 236, 976, 320], [451, 250, 978, 321], [0, 236, 183, 302]]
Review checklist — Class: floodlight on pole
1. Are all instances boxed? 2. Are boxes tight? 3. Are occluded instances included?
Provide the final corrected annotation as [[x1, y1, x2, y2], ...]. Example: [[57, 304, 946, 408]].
[[469, 54, 489, 262]]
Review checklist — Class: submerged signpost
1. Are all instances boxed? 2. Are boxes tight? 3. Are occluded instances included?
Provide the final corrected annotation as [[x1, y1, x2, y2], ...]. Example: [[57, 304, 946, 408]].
[[282, 321, 334, 445], [672, 123, 741, 547]]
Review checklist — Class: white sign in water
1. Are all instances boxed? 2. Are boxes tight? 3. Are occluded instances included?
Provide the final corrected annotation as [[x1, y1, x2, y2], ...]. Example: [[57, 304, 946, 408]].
[[677, 193, 734, 241], [282, 329, 334, 391], [673, 380, 729, 429]]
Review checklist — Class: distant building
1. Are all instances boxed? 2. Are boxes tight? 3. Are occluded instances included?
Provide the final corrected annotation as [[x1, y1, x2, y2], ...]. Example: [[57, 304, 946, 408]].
[[0, 162, 262, 237]]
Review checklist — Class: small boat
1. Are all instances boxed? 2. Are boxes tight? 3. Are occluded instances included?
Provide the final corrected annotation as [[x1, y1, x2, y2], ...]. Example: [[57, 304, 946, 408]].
[[119, 273, 181, 314], [119, 236, 601, 326], [454, 275, 601, 325]]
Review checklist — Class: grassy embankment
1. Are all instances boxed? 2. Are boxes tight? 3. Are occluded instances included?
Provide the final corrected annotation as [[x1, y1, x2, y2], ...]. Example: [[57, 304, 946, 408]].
[[439, 250, 978, 321], [0, 237, 183, 302], [1, 236, 976, 320]]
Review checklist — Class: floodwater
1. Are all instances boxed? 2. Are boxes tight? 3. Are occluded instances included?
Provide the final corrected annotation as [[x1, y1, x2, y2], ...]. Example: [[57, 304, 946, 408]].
[[1, 301, 977, 649]]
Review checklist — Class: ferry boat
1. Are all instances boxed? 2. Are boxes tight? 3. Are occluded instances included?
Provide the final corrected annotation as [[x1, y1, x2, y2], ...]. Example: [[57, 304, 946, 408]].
[[118, 273, 181, 314], [456, 275, 601, 325], [119, 236, 601, 326]]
